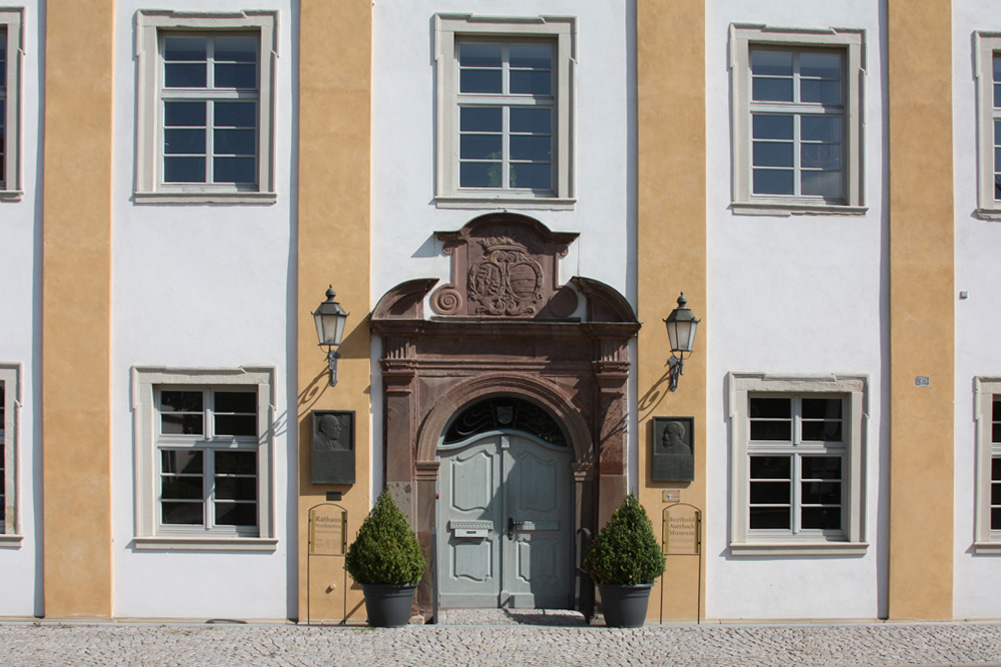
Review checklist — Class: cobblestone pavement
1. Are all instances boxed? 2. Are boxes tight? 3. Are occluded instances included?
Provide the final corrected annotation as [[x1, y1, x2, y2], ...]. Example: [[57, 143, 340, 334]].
[[2, 611, 1000, 667]]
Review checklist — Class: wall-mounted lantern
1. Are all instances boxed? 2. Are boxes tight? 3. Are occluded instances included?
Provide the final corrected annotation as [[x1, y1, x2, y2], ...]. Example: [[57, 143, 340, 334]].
[[664, 292, 700, 392], [313, 286, 349, 386]]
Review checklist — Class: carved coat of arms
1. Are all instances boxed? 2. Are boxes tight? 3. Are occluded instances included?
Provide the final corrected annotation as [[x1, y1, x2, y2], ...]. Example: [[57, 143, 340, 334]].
[[467, 237, 544, 316]]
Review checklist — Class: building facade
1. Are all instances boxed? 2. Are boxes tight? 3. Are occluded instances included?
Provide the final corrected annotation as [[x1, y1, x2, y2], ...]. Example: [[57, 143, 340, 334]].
[[0, 0, 996, 623]]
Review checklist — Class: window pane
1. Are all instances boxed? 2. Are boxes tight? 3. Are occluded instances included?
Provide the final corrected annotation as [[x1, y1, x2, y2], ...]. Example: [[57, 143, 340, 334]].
[[801, 116, 842, 143], [993, 507, 1001, 531], [753, 142, 793, 168], [510, 108, 552, 135], [164, 101, 206, 127], [460, 161, 502, 188], [750, 419, 792, 441], [215, 451, 257, 475], [164, 129, 205, 155], [460, 69, 502, 94], [459, 43, 501, 68], [802, 398, 842, 419], [752, 78, 794, 102], [991, 482, 1001, 505], [164, 37, 206, 62], [213, 157, 256, 184], [801, 144, 842, 170], [161, 413, 205, 434], [510, 163, 552, 190], [510, 43, 552, 70], [0, 34, 6, 89], [753, 169, 794, 195], [215, 502, 257, 526], [752, 115, 793, 140], [510, 70, 552, 95], [460, 107, 502, 132], [165, 63, 207, 88], [993, 457, 1001, 479], [800, 52, 842, 80], [215, 415, 256, 436], [801, 481, 841, 505], [801, 170, 843, 198], [801, 507, 841, 530], [215, 476, 257, 501], [801, 79, 842, 105], [750, 398, 791, 418], [161, 450, 203, 474], [162, 502, 203, 525], [162, 476, 203, 500], [460, 134, 502, 160], [750, 481, 790, 504], [215, 391, 256, 413], [510, 135, 552, 162], [214, 101, 256, 128], [160, 391, 203, 412], [214, 129, 256, 156], [214, 63, 256, 89], [751, 50, 793, 77], [994, 56, 1001, 84], [749, 507, 790, 530], [801, 456, 841, 480], [750, 456, 791, 479], [164, 156, 206, 183], [214, 37, 257, 62], [995, 83, 1001, 110], [802, 420, 843, 442]]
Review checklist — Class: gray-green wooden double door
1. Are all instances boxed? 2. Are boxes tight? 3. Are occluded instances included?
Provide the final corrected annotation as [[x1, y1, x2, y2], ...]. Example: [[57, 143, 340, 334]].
[[437, 432, 573, 609]]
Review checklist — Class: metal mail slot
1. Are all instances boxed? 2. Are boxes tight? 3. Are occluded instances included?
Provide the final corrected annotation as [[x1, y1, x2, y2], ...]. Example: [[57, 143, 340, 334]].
[[453, 528, 489, 539]]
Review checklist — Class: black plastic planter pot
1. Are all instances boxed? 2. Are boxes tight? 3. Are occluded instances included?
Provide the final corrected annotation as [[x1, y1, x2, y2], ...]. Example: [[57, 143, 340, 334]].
[[361, 583, 417, 627], [598, 583, 653, 628]]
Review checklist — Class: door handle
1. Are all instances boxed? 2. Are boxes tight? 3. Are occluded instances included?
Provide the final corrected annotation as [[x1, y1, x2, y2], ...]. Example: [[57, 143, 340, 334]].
[[508, 517, 525, 539]]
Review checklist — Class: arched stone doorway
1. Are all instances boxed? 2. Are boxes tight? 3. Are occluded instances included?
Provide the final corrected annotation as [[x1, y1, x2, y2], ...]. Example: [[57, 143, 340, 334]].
[[370, 213, 639, 619]]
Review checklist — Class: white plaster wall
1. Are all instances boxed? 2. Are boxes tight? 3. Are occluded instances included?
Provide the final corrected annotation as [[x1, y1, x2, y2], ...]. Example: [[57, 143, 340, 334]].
[[705, 0, 886, 619], [952, 0, 1001, 620], [110, 0, 296, 620], [371, 0, 635, 306], [0, 2, 43, 618]]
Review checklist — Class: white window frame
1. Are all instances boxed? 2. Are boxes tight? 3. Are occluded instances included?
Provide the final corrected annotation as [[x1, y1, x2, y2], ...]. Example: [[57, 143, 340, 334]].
[[973, 377, 1001, 553], [729, 24, 865, 216], [434, 13, 575, 210], [134, 10, 277, 204], [974, 33, 1001, 219], [131, 367, 277, 551], [728, 373, 868, 555], [0, 364, 21, 544], [0, 8, 23, 201]]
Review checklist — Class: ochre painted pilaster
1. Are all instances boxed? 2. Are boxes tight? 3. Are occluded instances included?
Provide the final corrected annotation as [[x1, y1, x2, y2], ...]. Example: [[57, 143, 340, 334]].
[[636, 0, 707, 623], [297, 0, 372, 624], [886, 0, 954, 620], [41, 0, 115, 618]]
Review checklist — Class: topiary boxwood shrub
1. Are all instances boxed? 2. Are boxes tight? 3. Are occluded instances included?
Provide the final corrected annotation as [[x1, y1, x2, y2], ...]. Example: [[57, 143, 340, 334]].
[[345, 491, 426, 585], [583, 493, 666, 585]]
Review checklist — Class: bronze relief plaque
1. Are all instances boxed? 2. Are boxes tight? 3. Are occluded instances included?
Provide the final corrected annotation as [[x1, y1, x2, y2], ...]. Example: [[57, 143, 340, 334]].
[[311, 410, 355, 485]]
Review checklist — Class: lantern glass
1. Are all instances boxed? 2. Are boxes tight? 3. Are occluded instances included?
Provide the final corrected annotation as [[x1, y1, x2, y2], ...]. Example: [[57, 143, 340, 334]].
[[314, 310, 347, 347]]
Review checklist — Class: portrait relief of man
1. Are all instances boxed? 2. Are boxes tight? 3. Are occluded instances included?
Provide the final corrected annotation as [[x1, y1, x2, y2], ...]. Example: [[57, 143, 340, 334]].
[[313, 413, 347, 451], [661, 420, 691, 456]]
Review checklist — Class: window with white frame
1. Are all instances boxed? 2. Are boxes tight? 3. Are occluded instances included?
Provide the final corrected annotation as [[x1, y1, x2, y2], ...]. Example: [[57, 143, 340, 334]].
[[729, 25, 864, 215], [434, 14, 575, 209], [974, 33, 1001, 218], [0, 364, 20, 542], [134, 10, 277, 203], [132, 367, 276, 550], [728, 373, 867, 555], [0, 9, 23, 199], [973, 378, 1001, 552]]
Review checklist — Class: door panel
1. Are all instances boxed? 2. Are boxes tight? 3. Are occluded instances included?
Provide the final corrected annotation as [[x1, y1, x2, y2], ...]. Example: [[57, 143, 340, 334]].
[[438, 432, 572, 609]]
